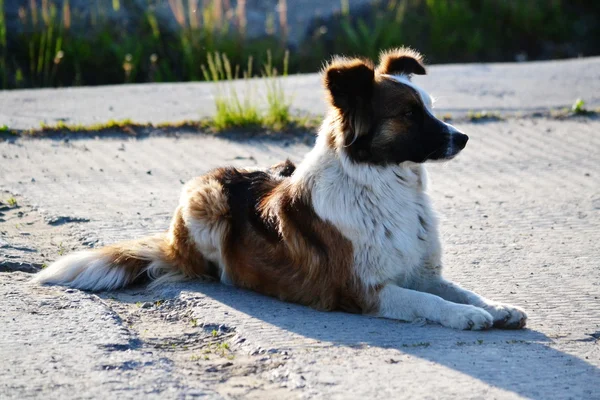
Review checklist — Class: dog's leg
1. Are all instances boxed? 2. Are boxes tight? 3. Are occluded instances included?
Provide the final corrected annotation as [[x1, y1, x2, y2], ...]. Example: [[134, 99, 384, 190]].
[[376, 285, 493, 330], [417, 278, 527, 329]]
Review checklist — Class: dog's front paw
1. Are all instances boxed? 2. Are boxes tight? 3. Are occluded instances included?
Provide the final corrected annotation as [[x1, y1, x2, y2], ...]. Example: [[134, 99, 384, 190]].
[[441, 305, 493, 331], [484, 303, 527, 329]]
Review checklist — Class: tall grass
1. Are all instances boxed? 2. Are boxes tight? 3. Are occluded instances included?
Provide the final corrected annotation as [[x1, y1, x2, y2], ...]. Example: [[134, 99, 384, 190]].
[[202, 52, 262, 130], [201, 50, 293, 131], [263, 50, 291, 130], [0, 0, 6, 88], [1, 0, 598, 89]]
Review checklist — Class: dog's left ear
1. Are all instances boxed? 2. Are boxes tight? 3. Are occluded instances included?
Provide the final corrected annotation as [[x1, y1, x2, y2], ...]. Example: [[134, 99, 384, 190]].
[[323, 57, 375, 146], [376, 47, 426, 77]]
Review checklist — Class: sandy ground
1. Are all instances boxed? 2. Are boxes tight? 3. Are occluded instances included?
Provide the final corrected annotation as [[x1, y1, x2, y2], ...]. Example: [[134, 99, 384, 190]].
[[1, 56, 600, 131], [1, 115, 599, 399]]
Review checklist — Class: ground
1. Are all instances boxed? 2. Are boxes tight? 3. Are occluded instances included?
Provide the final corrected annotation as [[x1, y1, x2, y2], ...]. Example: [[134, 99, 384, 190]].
[[1, 58, 600, 399]]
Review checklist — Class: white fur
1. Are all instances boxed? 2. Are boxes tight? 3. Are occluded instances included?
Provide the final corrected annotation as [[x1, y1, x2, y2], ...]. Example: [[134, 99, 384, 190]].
[[290, 91, 525, 329], [295, 131, 439, 290], [32, 251, 129, 291], [378, 285, 493, 330]]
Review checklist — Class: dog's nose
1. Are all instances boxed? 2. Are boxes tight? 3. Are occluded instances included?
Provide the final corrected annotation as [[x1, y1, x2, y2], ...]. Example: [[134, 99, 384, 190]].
[[454, 133, 469, 149]]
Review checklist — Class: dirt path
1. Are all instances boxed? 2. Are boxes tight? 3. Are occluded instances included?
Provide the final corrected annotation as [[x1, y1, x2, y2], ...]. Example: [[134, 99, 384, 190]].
[[1, 57, 600, 131], [1, 117, 600, 399]]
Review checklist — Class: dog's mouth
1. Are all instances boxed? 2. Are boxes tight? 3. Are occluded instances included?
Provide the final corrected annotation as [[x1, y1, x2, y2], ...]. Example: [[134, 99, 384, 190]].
[[423, 131, 469, 162]]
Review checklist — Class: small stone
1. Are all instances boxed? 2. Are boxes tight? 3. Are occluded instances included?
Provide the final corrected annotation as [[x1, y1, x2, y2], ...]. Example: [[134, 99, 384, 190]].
[[141, 302, 153, 309]]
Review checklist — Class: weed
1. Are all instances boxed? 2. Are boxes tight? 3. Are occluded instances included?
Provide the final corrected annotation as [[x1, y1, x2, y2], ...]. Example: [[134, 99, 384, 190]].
[[0, 125, 8, 131], [467, 111, 502, 122], [402, 342, 431, 348], [0, 0, 6, 88], [41, 263, 48, 269], [18, 115, 319, 136], [211, 329, 218, 337], [202, 50, 296, 131], [154, 299, 164, 307], [202, 52, 261, 130], [7, 197, 18, 207], [135, 301, 143, 308], [4, 1, 595, 90], [57, 242, 66, 256], [571, 98, 588, 115], [219, 342, 230, 350], [262, 49, 292, 130], [477, 339, 484, 345], [37, 119, 149, 134], [190, 318, 198, 327]]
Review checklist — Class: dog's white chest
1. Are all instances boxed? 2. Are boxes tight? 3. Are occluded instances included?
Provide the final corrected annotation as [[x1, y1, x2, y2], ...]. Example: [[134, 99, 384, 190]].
[[312, 164, 433, 287]]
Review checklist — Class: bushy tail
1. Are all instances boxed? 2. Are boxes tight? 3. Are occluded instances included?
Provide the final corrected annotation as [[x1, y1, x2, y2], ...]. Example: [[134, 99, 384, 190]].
[[32, 234, 185, 291]]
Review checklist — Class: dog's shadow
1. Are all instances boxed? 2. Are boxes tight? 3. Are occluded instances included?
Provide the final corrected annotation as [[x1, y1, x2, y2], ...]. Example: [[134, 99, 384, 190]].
[[108, 280, 599, 399]]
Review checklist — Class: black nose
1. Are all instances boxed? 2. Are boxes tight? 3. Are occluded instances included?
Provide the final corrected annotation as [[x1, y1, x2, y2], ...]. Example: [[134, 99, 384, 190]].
[[454, 133, 469, 149]]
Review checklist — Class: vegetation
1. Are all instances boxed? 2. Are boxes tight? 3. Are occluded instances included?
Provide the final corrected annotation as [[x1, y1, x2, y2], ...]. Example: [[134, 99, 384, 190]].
[[0, 0, 598, 90], [571, 98, 588, 115]]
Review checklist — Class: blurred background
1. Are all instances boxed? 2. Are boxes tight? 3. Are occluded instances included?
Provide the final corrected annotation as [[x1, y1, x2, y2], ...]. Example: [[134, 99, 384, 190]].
[[1, 0, 599, 90]]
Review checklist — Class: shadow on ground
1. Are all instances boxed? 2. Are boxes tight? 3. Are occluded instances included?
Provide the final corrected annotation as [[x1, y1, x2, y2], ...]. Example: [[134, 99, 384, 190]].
[[103, 280, 599, 399]]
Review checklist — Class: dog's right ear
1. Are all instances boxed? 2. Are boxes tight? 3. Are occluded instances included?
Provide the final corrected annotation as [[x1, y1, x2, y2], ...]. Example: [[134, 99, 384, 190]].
[[323, 57, 375, 146], [323, 57, 375, 112]]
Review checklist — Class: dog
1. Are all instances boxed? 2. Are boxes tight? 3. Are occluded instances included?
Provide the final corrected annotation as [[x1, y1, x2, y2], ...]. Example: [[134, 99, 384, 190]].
[[33, 48, 527, 330]]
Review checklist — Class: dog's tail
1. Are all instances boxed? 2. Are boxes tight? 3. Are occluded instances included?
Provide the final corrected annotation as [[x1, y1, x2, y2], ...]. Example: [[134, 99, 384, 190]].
[[32, 209, 210, 291]]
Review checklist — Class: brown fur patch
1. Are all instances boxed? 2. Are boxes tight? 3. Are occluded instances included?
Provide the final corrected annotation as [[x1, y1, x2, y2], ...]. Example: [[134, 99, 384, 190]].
[[187, 167, 381, 314], [163, 207, 215, 279], [185, 177, 230, 224], [96, 206, 216, 284], [267, 159, 296, 177]]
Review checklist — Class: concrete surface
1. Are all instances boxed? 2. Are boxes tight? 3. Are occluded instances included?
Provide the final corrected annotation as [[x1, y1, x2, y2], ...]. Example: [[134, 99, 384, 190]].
[[1, 56, 600, 130], [1, 115, 600, 398]]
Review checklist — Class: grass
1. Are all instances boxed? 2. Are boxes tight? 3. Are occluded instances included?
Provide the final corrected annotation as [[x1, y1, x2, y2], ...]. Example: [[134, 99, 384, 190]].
[[201, 50, 297, 131], [6, 196, 18, 207], [402, 342, 431, 348], [466, 111, 503, 122], [202, 52, 262, 130], [2, 114, 320, 137], [57, 242, 66, 256], [1, 0, 599, 89], [571, 98, 588, 115]]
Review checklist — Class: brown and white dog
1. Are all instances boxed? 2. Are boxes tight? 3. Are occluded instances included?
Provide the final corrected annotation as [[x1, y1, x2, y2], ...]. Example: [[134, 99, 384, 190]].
[[34, 48, 527, 330]]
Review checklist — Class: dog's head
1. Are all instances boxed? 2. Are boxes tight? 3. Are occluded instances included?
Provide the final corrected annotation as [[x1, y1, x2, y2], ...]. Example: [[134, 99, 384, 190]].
[[323, 48, 468, 165]]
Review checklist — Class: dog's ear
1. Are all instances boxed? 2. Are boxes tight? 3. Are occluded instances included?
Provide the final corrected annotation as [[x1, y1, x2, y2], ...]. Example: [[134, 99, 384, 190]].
[[323, 57, 375, 146], [376, 47, 426, 77]]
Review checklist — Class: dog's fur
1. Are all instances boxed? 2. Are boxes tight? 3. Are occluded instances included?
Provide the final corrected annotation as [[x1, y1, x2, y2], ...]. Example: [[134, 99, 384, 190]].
[[33, 48, 527, 330]]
